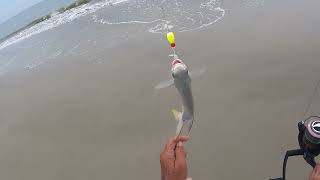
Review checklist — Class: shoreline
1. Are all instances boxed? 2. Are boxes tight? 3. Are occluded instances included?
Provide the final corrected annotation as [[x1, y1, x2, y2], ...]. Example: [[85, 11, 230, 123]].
[[0, 0, 93, 44]]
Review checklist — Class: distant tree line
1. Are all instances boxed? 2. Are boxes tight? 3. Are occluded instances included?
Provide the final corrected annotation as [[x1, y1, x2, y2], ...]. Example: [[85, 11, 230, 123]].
[[58, 0, 91, 12], [0, 0, 92, 43]]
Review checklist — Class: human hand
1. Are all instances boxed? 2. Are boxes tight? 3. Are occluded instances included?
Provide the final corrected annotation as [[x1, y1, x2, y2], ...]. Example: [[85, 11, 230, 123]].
[[160, 136, 190, 180], [309, 164, 320, 180]]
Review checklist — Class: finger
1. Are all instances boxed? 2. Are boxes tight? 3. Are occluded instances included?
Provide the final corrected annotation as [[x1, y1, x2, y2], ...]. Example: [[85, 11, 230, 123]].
[[314, 164, 320, 173], [164, 136, 189, 152], [310, 168, 316, 180], [315, 164, 320, 175], [175, 141, 187, 161], [176, 135, 189, 142], [164, 137, 178, 152]]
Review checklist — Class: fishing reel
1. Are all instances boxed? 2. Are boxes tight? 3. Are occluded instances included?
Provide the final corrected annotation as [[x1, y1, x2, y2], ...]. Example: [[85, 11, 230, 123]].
[[271, 116, 320, 180]]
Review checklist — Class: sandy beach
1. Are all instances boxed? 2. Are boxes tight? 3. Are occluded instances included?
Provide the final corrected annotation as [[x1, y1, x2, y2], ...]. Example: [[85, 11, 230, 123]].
[[0, 0, 320, 179]]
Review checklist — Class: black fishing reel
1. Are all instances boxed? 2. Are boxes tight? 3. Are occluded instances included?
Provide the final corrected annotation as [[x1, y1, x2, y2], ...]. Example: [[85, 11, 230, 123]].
[[271, 116, 320, 180]]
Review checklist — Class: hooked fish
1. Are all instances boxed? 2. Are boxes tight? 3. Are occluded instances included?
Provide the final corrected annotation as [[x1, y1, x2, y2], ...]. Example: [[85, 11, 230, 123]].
[[171, 59, 194, 136], [155, 31, 204, 136], [155, 59, 203, 136]]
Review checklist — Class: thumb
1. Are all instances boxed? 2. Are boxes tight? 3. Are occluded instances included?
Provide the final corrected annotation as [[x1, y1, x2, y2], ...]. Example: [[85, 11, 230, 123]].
[[314, 164, 320, 174]]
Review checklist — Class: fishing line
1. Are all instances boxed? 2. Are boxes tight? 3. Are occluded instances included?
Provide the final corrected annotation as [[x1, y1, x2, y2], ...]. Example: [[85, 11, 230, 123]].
[[301, 78, 320, 119], [160, 1, 178, 60], [160, 4, 181, 165]]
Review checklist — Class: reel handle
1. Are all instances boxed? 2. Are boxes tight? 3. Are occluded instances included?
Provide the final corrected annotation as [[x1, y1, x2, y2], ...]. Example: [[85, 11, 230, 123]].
[[270, 149, 304, 180]]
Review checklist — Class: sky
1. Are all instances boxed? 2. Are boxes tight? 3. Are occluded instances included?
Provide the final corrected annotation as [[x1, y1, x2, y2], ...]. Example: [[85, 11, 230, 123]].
[[0, 0, 44, 24]]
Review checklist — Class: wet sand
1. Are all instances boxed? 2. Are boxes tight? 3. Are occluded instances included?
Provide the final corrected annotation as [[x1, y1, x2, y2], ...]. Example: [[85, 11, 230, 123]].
[[1, 0, 320, 179]]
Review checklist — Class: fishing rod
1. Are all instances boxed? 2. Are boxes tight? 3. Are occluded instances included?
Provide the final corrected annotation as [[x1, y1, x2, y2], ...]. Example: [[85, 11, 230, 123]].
[[271, 78, 320, 180], [270, 116, 320, 180]]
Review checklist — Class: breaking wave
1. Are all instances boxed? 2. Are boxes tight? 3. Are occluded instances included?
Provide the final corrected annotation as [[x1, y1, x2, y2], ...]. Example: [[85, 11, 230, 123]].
[[0, 0, 225, 51], [92, 0, 225, 33], [0, 0, 129, 51]]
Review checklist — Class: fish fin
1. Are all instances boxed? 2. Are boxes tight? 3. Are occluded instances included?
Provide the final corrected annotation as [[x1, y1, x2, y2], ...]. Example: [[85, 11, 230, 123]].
[[171, 109, 182, 122], [176, 119, 184, 136], [190, 67, 206, 79], [172, 109, 184, 136], [154, 79, 174, 90]]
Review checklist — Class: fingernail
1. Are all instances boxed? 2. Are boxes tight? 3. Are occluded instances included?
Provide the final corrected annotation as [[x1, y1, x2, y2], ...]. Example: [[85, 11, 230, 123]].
[[178, 142, 183, 147]]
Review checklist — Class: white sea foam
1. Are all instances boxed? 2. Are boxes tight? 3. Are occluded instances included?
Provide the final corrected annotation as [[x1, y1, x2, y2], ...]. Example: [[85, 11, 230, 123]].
[[0, 0, 225, 51], [242, 0, 265, 8], [24, 50, 63, 69], [93, 0, 225, 33], [0, 0, 130, 51]]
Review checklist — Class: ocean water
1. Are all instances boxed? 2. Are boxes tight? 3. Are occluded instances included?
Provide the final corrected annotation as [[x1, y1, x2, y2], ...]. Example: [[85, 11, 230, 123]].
[[0, 0, 267, 73], [0, 0, 226, 51]]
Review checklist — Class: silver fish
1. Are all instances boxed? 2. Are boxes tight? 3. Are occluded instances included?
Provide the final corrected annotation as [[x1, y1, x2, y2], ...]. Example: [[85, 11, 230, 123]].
[[171, 59, 194, 136], [155, 59, 204, 136]]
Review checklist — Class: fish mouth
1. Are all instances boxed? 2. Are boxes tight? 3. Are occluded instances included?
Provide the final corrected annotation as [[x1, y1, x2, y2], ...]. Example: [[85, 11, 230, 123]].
[[172, 59, 182, 66]]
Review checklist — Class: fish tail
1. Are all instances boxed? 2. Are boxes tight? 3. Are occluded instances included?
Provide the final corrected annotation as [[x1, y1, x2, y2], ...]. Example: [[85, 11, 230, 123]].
[[171, 109, 184, 136]]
